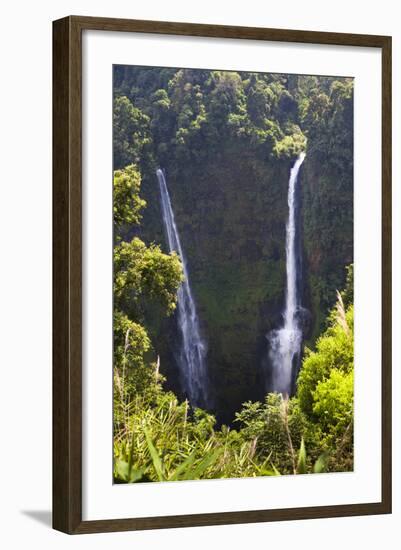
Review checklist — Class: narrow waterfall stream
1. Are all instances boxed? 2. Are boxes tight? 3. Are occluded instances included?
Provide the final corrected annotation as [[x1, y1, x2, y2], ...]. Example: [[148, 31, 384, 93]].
[[268, 153, 306, 396], [156, 169, 210, 408]]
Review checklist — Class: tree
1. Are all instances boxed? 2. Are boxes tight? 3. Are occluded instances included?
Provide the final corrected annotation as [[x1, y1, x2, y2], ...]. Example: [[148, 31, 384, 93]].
[[113, 164, 146, 229], [297, 298, 353, 418], [246, 79, 274, 126], [114, 237, 183, 317], [113, 311, 153, 398], [296, 285, 354, 471], [235, 394, 311, 474], [113, 96, 152, 169], [312, 369, 353, 435], [113, 165, 183, 403], [206, 71, 246, 134]]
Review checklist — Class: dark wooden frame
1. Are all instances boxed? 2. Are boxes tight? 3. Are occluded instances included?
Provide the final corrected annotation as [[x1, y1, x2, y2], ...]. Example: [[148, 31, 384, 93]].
[[53, 15, 392, 534]]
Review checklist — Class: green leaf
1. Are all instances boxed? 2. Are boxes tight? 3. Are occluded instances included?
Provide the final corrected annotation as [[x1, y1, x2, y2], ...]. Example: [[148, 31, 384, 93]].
[[258, 468, 279, 476], [271, 464, 282, 476], [129, 468, 144, 482], [297, 438, 307, 474], [114, 459, 144, 483], [115, 459, 129, 481], [169, 452, 196, 481], [313, 453, 328, 474], [144, 428, 165, 481], [127, 429, 135, 475], [186, 448, 223, 480]]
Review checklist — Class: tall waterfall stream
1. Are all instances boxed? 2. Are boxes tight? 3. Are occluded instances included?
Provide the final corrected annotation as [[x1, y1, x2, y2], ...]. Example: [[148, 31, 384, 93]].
[[156, 169, 210, 408], [157, 154, 305, 406], [268, 153, 306, 396]]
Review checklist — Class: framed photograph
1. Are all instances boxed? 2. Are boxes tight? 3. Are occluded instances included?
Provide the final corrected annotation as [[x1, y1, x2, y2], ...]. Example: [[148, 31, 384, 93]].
[[53, 16, 392, 534]]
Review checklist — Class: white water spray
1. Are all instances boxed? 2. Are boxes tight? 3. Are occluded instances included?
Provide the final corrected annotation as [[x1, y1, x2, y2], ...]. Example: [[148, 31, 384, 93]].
[[268, 153, 306, 396], [156, 169, 210, 408]]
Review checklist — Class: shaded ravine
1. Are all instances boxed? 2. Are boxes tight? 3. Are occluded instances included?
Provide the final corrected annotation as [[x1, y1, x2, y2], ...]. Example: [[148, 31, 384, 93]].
[[156, 169, 211, 408], [267, 153, 306, 396]]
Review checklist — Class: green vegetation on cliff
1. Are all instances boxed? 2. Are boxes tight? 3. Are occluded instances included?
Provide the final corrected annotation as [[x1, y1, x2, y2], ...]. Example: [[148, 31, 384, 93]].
[[113, 166, 354, 480], [113, 66, 353, 421]]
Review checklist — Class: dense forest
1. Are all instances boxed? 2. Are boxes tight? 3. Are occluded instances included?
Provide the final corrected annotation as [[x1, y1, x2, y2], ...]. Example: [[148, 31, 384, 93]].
[[113, 65, 354, 481]]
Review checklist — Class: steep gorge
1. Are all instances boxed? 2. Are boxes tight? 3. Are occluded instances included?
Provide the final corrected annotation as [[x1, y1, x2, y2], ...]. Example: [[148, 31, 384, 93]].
[[114, 67, 353, 423]]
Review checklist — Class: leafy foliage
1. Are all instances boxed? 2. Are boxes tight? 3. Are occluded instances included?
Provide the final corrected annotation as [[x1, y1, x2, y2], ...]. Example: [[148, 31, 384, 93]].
[[113, 271, 354, 481], [114, 237, 183, 315], [113, 165, 146, 228], [113, 96, 152, 169], [113, 164, 183, 413], [112, 67, 353, 419], [112, 68, 354, 481], [296, 285, 354, 471], [298, 301, 353, 417]]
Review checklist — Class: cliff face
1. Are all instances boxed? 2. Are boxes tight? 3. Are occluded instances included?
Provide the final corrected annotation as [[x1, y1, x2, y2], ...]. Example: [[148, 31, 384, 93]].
[[302, 160, 353, 345], [140, 151, 351, 423], [149, 146, 290, 421], [114, 67, 354, 423]]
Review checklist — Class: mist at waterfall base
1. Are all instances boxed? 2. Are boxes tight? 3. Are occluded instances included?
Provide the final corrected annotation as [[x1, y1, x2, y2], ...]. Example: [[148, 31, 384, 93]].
[[267, 153, 307, 397], [156, 169, 211, 409]]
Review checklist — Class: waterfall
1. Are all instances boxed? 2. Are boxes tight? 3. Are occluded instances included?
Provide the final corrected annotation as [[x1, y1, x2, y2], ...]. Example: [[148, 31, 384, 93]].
[[268, 153, 306, 396], [156, 169, 210, 408]]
